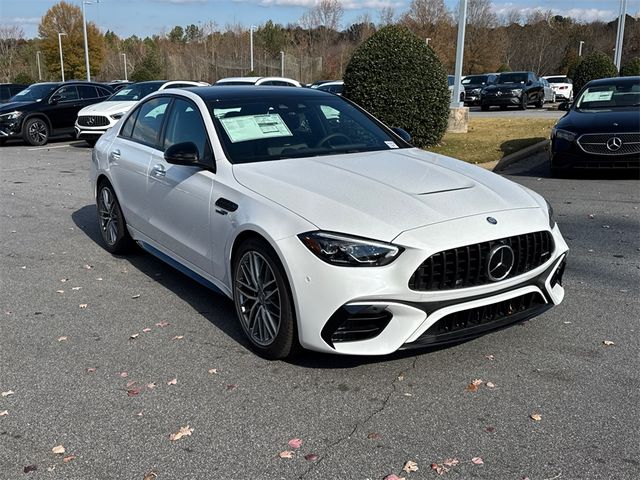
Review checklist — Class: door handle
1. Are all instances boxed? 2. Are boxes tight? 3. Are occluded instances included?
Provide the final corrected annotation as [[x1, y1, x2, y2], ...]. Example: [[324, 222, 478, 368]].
[[151, 164, 166, 177], [110, 149, 120, 160]]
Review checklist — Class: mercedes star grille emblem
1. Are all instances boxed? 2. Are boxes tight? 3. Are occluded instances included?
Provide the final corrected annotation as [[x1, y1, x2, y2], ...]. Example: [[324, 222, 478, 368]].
[[486, 217, 497, 225], [486, 244, 515, 282], [606, 136, 622, 151], [86, 117, 95, 126]]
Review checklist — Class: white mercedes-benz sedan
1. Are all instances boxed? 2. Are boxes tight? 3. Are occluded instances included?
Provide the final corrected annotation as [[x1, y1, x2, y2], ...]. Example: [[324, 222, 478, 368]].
[[90, 86, 568, 359]]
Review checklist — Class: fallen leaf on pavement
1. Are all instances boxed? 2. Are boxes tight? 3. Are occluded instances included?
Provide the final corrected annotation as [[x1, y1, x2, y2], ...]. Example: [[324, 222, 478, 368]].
[[471, 457, 484, 465], [126, 380, 137, 388], [167, 378, 177, 385], [79, 304, 88, 309], [208, 368, 218, 374], [118, 371, 128, 378], [71, 286, 82, 291], [172, 335, 184, 340], [367, 432, 381, 440], [142, 328, 152, 333], [52, 445, 65, 455], [484, 354, 495, 360], [304, 453, 319, 461], [63, 455, 76, 463], [23, 465, 37, 473], [56, 290, 64, 294], [83, 264, 93, 269], [155, 321, 170, 328], [486, 382, 496, 388], [397, 374, 404, 381], [603, 340, 615, 346], [383, 475, 405, 480], [135, 411, 143, 416], [169, 425, 193, 441], [403, 460, 418, 472], [472, 378, 483, 386], [1, 390, 14, 397], [530, 413, 542, 421], [57, 336, 68, 342], [443, 458, 459, 467], [466, 383, 479, 393], [147, 383, 156, 390], [132, 294, 140, 299], [226, 384, 237, 391], [85, 367, 96, 373], [0, 410, 8, 416], [288, 438, 303, 449], [431, 463, 449, 475], [485, 426, 495, 433], [143, 471, 158, 480], [278, 450, 294, 459], [130, 333, 139, 340], [60, 278, 68, 282], [127, 388, 142, 397]]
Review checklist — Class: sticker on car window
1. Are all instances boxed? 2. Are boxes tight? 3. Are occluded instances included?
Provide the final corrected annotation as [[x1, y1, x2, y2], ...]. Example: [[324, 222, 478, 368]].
[[117, 89, 132, 95], [219, 114, 292, 143], [582, 91, 613, 102], [385, 141, 399, 149]]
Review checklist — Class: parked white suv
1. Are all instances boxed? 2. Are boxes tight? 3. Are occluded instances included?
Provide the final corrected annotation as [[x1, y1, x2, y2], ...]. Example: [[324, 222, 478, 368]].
[[542, 75, 573, 101], [215, 76, 302, 87], [75, 80, 208, 146]]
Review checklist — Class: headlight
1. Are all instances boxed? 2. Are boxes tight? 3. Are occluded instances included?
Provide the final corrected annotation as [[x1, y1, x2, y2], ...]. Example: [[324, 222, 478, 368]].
[[298, 231, 403, 267], [552, 128, 577, 142], [0, 111, 23, 121], [511, 88, 523, 96], [110, 112, 125, 120], [545, 199, 556, 229], [471, 88, 481, 94]]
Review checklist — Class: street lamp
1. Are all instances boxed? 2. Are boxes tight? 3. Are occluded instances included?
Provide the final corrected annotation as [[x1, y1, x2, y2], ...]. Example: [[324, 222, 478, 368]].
[[425, 37, 431, 45], [36, 51, 42, 81], [58, 32, 67, 82], [578, 40, 585, 57], [82, 0, 100, 81], [614, 0, 628, 70], [249, 25, 256, 73], [121, 53, 128, 81], [451, 0, 468, 109], [280, 51, 284, 77]]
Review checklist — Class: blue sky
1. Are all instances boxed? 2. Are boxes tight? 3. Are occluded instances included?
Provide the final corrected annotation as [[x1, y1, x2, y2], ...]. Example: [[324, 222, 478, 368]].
[[3, 0, 638, 39]]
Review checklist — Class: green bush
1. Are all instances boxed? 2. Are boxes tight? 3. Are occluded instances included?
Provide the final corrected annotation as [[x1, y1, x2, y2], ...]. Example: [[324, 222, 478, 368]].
[[343, 25, 450, 148], [130, 50, 163, 82], [13, 72, 34, 84], [620, 57, 640, 77], [572, 52, 618, 94]]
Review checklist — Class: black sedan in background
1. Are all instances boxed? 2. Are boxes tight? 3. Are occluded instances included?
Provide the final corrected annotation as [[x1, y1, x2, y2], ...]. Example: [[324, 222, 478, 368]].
[[550, 76, 640, 175], [480, 71, 545, 111], [462, 74, 497, 106], [0, 81, 113, 146]]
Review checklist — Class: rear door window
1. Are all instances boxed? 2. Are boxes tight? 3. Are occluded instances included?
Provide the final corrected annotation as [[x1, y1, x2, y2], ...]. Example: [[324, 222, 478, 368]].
[[162, 98, 214, 169], [53, 86, 79, 102], [78, 85, 98, 99], [129, 97, 171, 149]]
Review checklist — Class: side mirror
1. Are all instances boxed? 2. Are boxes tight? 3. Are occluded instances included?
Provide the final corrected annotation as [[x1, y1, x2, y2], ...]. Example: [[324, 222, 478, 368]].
[[392, 127, 412, 144], [164, 142, 200, 166], [50, 95, 62, 104], [558, 102, 572, 111]]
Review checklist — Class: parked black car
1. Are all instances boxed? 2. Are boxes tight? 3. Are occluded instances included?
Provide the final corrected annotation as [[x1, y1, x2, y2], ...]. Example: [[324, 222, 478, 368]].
[[0, 81, 113, 146], [550, 76, 640, 175], [0, 83, 28, 103], [462, 74, 497, 106], [480, 72, 545, 111]]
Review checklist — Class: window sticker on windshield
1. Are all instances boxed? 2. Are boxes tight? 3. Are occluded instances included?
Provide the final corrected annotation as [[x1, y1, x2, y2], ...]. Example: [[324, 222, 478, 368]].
[[117, 89, 132, 95], [582, 91, 613, 102], [385, 141, 399, 149], [219, 114, 292, 143]]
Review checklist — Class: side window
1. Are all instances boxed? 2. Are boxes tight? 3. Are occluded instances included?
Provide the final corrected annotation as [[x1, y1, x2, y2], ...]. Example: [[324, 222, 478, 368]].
[[97, 87, 112, 97], [163, 98, 213, 168], [0, 86, 8, 102], [53, 86, 79, 102], [130, 97, 171, 149], [78, 85, 98, 99], [120, 108, 138, 138]]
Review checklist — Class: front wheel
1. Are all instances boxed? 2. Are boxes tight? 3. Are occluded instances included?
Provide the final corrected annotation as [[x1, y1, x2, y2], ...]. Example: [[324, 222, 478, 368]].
[[519, 94, 528, 110], [96, 182, 133, 254], [535, 95, 544, 108], [233, 238, 297, 359], [480, 104, 489, 111], [22, 118, 49, 146]]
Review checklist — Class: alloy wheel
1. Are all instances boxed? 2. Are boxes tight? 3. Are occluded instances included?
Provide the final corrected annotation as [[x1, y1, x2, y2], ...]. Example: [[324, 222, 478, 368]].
[[98, 186, 119, 246], [235, 251, 282, 346], [28, 121, 47, 144]]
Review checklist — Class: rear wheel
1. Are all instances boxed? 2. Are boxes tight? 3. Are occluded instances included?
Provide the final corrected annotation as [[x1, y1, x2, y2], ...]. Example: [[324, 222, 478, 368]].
[[96, 181, 133, 254], [22, 118, 49, 146], [233, 238, 297, 359], [535, 95, 544, 108], [519, 94, 528, 110], [480, 104, 489, 111]]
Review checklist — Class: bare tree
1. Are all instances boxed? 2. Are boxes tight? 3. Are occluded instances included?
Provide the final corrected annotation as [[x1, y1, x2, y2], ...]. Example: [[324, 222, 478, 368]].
[[0, 25, 25, 82]]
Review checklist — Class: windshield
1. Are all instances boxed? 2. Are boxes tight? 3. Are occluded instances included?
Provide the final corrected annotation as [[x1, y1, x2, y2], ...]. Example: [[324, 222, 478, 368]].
[[109, 83, 163, 101], [546, 76, 569, 84], [10, 84, 57, 102], [575, 82, 640, 109], [447, 76, 454, 87], [462, 75, 488, 85], [497, 73, 527, 84], [209, 96, 407, 164]]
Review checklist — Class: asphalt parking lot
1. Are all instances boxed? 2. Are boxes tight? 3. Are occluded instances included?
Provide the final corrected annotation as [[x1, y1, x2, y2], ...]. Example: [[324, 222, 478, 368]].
[[1, 140, 639, 480]]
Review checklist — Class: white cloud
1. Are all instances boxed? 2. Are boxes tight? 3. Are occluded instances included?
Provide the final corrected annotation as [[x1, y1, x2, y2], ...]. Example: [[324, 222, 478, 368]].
[[5, 17, 40, 25], [156, 0, 208, 4], [492, 3, 616, 22]]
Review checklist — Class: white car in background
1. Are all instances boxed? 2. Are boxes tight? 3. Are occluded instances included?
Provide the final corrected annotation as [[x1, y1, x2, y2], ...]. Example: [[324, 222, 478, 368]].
[[75, 80, 208, 146], [315, 80, 343, 95], [90, 86, 568, 359], [543, 75, 573, 101], [448, 75, 465, 103], [215, 76, 302, 87]]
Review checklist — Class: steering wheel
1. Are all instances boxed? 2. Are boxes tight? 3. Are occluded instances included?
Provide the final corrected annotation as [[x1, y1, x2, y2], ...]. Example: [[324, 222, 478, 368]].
[[315, 133, 351, 149]]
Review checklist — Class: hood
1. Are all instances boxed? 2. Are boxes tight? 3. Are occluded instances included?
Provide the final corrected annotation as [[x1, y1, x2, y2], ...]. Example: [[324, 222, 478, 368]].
[[0, 101, 34, 113], [232, 148, 540, 242], [78, 100, 136, 116], [464, 83, 485, 90], [557, 108, 640, 134]]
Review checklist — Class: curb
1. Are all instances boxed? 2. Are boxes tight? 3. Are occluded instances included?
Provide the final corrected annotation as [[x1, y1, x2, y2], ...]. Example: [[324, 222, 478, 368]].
[[493, 139, 550, 172]]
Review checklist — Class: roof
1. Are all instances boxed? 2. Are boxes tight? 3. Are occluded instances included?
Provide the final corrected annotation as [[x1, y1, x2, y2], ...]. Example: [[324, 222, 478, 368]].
[[188, 85, 334, 102], [586, 76, 640, 86]]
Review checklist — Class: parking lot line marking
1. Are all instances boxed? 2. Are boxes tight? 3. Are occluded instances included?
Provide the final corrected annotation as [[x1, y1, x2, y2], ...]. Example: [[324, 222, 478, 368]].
[[28, 144, 74, 151]]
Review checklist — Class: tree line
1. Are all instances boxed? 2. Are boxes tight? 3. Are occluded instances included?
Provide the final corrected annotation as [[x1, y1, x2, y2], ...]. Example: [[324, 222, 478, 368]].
[[1, 0, 639, 85]]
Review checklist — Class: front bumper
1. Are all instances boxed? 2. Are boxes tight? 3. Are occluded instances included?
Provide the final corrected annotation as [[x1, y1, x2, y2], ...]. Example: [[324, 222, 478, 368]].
[[0, 119, 23, 138], [75, 123, 110, 140], [464, 94, 481, 105], [481, 95, 521, 106], [277, 210, 569, 355], [551, 138, 640, 170]]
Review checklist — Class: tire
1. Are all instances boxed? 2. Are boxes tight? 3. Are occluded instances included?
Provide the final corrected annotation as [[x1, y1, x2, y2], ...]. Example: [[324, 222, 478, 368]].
[[232, 238, 298, 359], [0, 138, 6, 146], [22, 117, 49, 146], [535, 95, 544, 109], [519, 94, 528, 110], [499, 105, 508, 111], [85, 138, 97, 147], [480, 104, 489, 111], [96, 181, 133, 254]]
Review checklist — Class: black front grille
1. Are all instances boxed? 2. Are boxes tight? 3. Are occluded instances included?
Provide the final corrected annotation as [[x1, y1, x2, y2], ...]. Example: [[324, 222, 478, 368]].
[[408, 231, 554, 291], [416, 292, 546, 341], [78, 115, 110, 127], [578, 133, 640, 156]]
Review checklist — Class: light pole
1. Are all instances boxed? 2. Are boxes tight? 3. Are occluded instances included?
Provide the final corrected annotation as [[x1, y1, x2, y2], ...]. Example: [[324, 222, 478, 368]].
[[578, 41, 584, 57], [425, 37, 431, 46], [122, 53, 128, 81], [249, 25, 256, 73], [58, 32, 67, 82], [82, 0, 99, 81], [280, 51, 284, 77], [614, 0, 628, 70], [36, 51, 42, 81], [451, 0, 468, 108]]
